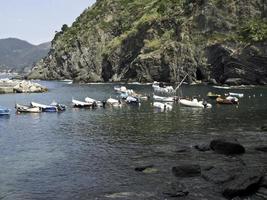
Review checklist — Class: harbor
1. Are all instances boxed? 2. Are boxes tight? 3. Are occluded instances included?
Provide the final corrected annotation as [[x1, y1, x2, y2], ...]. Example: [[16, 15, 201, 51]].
[[0, 80, 266, 199]]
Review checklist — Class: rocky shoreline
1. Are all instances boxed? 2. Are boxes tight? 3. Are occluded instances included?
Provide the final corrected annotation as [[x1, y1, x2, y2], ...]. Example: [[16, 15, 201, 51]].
[[132, 129, 267, 200], [0, 79, 47, 94]]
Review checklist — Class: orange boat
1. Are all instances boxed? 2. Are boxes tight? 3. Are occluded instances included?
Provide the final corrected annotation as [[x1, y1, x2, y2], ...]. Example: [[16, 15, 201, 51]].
[[216, 96, 239, 104]]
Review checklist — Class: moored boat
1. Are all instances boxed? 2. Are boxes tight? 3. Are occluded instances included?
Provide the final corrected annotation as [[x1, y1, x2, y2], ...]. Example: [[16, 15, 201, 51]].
[[15, 104, 41, 113], [228, 92, 244, 98], [152, 81, 174, 94], [153, 102, 173, 110], [85, 97, 103, 107], [179, 98, 212, 108], [31, 102, 58, 112], [153, 94, 175, 102], [106, 98, 122, 107], [125, 96, 140, 105], [72, 99, 92, 108], [0, 106, 10, 115], [207, 92, 220, 99], [216, 96, 239, 104]]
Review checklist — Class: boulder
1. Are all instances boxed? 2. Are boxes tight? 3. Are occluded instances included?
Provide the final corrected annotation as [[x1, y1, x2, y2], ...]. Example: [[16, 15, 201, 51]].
[[135, 165, 154, 172], [255, 146, 267, 152], [210, 138, 245, 155], [194, 143, 211, 152], [162, 182, 188, 198], [201, 166, 235, 184], [172, 164, 201, 177], [222, 169, 263, 198]]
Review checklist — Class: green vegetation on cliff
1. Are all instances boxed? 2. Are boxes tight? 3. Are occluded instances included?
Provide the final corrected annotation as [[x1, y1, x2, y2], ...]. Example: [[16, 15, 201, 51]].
[[29, 0, 267, 85]]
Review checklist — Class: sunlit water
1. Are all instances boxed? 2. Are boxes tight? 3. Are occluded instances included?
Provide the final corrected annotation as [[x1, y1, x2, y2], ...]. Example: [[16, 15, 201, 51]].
[[0, 81, 266, 199]]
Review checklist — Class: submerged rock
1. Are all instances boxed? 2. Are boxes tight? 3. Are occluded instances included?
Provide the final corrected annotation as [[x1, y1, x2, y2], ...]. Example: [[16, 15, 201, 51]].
[[210, 138, 245, 155], [194, 143, 211, 152], [172, 164, 201, 177], [222, 169, 263, 198], [255, 146, 267, 152], [201, 166, 235, 184], [162, 182, 189, 198], [135, 165, 154, 172], [261, 125, 267, 131]]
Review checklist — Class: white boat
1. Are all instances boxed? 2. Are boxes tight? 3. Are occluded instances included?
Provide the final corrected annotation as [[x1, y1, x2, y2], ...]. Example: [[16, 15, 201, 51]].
[[106, 98, 122, 107], [152, 82, 175, 94], [85, 97, 103, 107], [125, 96, 140, 105], [179, 99, 212, 108], [153, 94, 175, 102], [212, 85, 231, 89], [153, 102, 173, 110], [15, 104, 42, 113], [228, 92, 244, 98], [72, 99, 92, 107]]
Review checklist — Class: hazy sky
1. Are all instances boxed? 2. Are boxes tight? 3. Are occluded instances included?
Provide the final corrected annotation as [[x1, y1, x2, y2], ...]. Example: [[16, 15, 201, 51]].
[[0, 0, 95, 44]]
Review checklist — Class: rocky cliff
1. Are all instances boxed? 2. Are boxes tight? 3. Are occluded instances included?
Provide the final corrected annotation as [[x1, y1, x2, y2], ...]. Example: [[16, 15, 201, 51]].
[[28, 0, 267, 85]]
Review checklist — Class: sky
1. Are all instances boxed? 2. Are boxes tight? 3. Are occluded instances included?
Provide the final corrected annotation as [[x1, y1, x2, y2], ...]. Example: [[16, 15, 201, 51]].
[[0, 0, 95, 45]]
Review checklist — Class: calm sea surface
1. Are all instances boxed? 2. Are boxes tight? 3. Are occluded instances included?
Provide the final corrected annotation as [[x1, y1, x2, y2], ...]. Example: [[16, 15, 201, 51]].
[[0, 81, 266, 200]]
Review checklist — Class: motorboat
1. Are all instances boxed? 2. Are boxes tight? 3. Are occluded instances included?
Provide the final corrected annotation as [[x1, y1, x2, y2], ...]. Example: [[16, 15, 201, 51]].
[[72, 99, 92, 108], [106, 98, 122, 107], [85, 97, 103, 107], [0, 106, 10, 115], [15, 104, 41, 113], [179, 98, 212, 108], [228, 92, 244, 98], [31, 102, 58, 112]]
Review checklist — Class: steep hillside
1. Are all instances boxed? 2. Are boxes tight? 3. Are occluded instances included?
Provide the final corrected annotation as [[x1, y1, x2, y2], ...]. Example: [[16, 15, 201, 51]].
[[29, 0, 267, 85], [0, 38, 50, 72]]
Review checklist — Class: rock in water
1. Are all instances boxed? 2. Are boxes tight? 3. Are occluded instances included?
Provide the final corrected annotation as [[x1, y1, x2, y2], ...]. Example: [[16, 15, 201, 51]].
[[255, 146, 267, 152], [201, 166, 235, 184], [261, 125, 267, 131], [194, 143, 211, 152], [135, 165, 154, 172], [210, 138, 245, 155], [172, 164, 201, 177], [222, 169, 263, 198], [162, 182, 189, 198]]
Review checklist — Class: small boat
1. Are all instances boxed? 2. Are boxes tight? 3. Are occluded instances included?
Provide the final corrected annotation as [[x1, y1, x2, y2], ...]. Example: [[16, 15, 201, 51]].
[[114, 86, 127, 93], [153, 102, 173, 110], [153, 94, 175, 102], [31, 102, 58, 112], [120, 92, 129, 99], [15, 104, 42, 113], [106, 98, 122, 107], [85, 97, 103, 107], [72, 99, 92, 108], [212, 85, 231, 89], [152, 82, 175, 94], [228, 92, 244, 98], [125, 96, 140, 105], [179, 98, 212, 108], [0, 106, 10, 115], [216, 96, 238, 104], [50, 101, 66, 111], [207, 92, 220, 99]]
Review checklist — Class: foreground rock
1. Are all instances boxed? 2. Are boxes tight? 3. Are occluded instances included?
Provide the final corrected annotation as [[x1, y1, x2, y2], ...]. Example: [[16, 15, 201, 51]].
[[201, 166, 235, 184], [162, 182, 189, 198], [0, 79, 47, 93], [210, 138, 245, 155], [222, 169, 263, 198], [172, 164, 201, 177]]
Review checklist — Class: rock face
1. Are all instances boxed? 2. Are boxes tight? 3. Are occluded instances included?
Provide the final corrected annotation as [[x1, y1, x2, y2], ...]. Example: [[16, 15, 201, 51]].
[[210, 138, 245, 155], [28, 0, 267, 84]]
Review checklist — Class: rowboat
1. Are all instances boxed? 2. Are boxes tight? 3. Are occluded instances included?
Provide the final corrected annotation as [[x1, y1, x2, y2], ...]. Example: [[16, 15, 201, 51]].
[[228, 92, 244, 98], [153, 94, 175, 102], [72, 99, 92, 108], [50, 101, 66, 111], [31, 102, 58, 112], [15, 104, 42, 113], [153, 102, 173, 110], [207, 92, 220, 99], [0, 106, 10, 115], [216, 96, 239, 104], [179, 98, 212, 108]]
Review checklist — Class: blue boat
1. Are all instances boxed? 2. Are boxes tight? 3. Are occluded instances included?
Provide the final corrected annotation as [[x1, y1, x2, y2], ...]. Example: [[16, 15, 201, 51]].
[[31, 102, 58, 112], [0, 106, 10, 115]]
